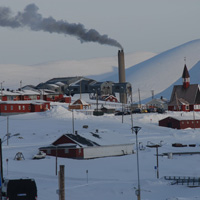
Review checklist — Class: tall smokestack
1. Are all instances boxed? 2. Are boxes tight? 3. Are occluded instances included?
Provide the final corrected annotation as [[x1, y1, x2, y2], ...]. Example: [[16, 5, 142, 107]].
[[118, 50, 127, 104], [118, 50, 126, 83]]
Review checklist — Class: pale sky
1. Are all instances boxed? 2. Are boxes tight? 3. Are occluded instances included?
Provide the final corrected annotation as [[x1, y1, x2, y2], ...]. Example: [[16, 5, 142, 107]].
[[0, 0, 200, 65]]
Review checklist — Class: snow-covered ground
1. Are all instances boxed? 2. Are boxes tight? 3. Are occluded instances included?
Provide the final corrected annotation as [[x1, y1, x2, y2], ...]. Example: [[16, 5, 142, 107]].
[[1, 39, 200, 199], [1, 103, 200, 200]]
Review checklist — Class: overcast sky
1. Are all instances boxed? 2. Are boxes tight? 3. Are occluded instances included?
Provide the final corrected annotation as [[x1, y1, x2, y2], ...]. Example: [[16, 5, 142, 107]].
[[0, 0, 199, 65]]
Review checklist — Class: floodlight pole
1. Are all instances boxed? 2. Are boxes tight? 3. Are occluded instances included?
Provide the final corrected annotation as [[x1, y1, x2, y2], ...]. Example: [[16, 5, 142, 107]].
[[132, 126, 141, 200]]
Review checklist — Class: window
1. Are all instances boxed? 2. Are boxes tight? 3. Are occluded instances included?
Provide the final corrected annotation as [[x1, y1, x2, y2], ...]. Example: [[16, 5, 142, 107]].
[[11, 105, 13, 111], [4, 106, 7, 111], [22, 105, 25, 110], [18, 105, 21, 110], [65, 149, 69, 154], [46, 104, 49, 109], [47, 149, 51, 154]]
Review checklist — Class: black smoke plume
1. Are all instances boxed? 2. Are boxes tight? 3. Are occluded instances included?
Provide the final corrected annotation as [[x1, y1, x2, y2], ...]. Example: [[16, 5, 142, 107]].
[[0, 4, 123, 49]]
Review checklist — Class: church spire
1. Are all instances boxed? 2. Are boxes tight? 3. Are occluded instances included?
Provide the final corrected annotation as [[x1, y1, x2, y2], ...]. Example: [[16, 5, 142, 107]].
[[182, 64, 190, 89]]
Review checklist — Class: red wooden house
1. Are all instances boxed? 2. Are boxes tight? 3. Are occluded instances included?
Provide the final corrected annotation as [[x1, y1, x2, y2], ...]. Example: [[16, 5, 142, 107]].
[[0, 100, 50, 116], [39, 133, 134, 159], [168, 65, 200, 112], [159, 116, 200, 129], [103, 95, 118, 102], [39, 133, 99, 159]]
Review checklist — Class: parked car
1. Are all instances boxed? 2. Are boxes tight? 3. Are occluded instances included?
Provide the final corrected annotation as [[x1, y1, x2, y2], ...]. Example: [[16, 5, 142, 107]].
[[157, 108, 166, 113], [2, 178, 37, 200], [147, 108, 157, 113], [33, 150, 46, 159], [115, 111, 125, 116], [141, 109, 148, 113], [132, 108, 141, 114]]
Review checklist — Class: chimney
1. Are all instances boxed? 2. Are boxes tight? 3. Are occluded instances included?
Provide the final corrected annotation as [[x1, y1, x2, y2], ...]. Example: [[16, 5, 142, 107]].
[[118, 50, 126, 83], [118, 50, 127, 103]]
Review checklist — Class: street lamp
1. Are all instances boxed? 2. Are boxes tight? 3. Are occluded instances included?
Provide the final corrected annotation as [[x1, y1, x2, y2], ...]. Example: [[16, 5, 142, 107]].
[[132, 126, 141, 200], [2, 133, 20, 145]]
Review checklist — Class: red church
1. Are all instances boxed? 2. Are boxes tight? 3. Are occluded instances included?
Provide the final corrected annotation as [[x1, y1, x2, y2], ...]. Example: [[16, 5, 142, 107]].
[[168, 65, 200, 112]]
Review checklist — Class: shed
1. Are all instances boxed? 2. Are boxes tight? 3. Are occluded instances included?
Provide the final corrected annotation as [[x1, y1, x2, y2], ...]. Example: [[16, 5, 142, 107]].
[[69, 99, 91, 110], [101, 106, 115, 114]]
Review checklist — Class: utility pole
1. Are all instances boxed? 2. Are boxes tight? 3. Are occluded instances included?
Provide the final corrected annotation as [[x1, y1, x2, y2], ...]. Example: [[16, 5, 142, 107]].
[[72, 109, 74, 134], [138, 89, 141, 108], [80, 79, 82, 100], [7, 116, 9, 146], [0, 138, 2, 200], [55, 146, 58, 176], [0, 138, 3, 183], [156, 146, 159, 179], [59, 165, 65, 200]]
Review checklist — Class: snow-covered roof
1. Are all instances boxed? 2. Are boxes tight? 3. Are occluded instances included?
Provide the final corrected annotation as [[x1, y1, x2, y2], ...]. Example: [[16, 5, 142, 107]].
[[16, 89, 41, 95], [47, 84, 59, 88], [73, 99, 90, 106], [55, 82, 65, 86], [160, 115, 200, 121], [0, 100, 48, 105], [63, 131, 134, 147]]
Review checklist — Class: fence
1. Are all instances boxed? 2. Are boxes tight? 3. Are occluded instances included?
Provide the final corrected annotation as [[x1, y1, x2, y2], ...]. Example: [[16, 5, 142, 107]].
[[164, 176, 200, 187]]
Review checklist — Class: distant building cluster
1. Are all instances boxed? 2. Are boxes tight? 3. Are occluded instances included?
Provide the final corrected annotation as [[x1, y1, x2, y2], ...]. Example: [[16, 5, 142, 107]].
[[36, 76, 132, 103]]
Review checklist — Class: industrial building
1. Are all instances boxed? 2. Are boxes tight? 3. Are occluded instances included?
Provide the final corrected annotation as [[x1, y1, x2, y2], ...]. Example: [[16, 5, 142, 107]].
[[34, 50, 132, 103]]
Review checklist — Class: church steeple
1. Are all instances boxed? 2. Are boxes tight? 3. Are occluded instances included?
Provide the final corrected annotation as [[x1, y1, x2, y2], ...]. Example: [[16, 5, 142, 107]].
[[182, 64, 190, 89]]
